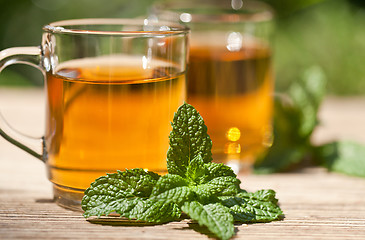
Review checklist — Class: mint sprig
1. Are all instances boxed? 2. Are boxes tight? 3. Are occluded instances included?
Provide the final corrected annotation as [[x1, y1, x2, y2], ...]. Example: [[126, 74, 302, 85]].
[[82, 103, 283, 240]]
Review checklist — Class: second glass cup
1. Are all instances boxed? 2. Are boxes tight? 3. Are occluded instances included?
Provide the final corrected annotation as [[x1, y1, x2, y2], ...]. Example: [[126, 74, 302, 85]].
[[151, 0, 275, 172]]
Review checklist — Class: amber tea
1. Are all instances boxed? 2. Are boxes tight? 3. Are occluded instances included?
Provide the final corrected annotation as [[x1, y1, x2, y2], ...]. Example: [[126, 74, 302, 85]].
[[187, 43, 273, 164], [45, 56, 185, 191]]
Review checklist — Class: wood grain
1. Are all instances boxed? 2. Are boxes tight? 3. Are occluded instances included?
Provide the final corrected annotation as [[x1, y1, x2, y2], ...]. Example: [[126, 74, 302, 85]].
[[1, 88, 365, 239]]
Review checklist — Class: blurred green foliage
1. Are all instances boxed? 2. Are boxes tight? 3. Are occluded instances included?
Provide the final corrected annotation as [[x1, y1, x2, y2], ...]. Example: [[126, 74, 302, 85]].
[[254, 66, 327, 173], [0, 0, 364, 95], [271, 0, 365, 95]]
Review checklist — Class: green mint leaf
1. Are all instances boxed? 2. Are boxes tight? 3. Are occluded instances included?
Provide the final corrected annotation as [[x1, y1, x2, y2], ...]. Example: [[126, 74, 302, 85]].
[[244, 189, 279, 203], [315, 140, 365, 178], [193, 176, 240, 203], [82, 168, 159, 217], [104, 197, 181, 223], [220, 189, 283, 223], [182, 201, 235, 240], [150, 174, 194, 206], [185, 156, 239, 187], [185, 154, 209, 184], [82, 169, 180, 223], [167, 102, 212, 177], [204, 162, 237, 179], [185, 160, 240, 203], [187, 161, 240, 203], [125, 198, 181, 223]]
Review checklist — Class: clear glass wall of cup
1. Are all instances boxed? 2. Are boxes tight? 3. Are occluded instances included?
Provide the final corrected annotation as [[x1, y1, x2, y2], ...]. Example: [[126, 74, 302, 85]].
[[151, 0, 274, 173], [0, 18, 189, 210]]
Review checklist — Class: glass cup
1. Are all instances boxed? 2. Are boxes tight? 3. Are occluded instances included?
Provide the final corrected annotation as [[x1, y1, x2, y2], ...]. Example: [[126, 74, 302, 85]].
[[151, 0, 275, 173], [0, 18, 189, 210]]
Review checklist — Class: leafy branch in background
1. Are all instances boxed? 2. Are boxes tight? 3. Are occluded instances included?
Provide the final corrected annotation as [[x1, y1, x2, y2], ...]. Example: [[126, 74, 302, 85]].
[[254, 66, 365, 177]]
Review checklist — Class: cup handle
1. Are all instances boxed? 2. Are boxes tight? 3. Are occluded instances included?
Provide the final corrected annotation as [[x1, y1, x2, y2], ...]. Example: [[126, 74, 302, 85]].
[[0, 46, 46, 161]]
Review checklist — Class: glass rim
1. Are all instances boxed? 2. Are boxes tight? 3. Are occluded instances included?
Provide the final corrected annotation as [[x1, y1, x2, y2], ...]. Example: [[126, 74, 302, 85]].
[[43, 18, 190, 36], [152, 0, 274, 23]]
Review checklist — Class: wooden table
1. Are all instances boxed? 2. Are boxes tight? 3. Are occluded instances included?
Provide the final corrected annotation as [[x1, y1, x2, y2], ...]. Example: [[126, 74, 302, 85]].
[[1, 88, 365, 239]]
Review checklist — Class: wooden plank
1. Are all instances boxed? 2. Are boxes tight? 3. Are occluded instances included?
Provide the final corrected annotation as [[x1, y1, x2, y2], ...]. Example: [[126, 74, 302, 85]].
[[1, 166, 365, 239]]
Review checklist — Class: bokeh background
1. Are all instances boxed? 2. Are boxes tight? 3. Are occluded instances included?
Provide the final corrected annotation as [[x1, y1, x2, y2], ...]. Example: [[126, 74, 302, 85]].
[[0, 0, 365, 95]]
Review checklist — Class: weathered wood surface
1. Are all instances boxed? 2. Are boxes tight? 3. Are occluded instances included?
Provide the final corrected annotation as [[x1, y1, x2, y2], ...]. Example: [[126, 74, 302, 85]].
[[1, 88, 365, 239]]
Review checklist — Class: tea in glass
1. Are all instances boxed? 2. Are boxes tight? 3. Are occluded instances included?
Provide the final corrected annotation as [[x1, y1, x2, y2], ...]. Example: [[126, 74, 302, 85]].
[[46, 56, 185, 191], [152, 0, 274, 171], [188, 39, 273, 166]]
